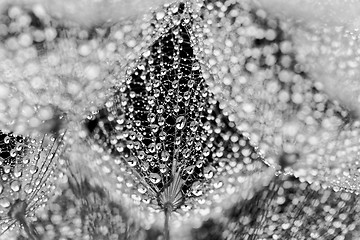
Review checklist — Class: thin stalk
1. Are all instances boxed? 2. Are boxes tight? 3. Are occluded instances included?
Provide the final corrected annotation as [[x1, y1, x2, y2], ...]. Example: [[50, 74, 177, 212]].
[[164, 203, 172, 240], [18, 216, 38, 240], [9, 200, 39, 240]]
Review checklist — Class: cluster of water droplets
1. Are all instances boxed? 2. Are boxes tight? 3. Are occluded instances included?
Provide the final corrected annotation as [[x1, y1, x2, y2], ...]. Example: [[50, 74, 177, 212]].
[[0, 4, 115, 135], [19, 174, 145, 240], [0, 130, 66, 236], [198, 0, 360, 193], [1, 0, 360, 238], [193, 173, 360, 240], [85, 0, 268, 223]]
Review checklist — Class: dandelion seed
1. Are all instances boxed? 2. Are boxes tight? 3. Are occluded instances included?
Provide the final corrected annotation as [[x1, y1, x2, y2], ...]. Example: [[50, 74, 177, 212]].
[[0, 5, 113, 136], [193, 174, 360, 240], [86, 2, 268, 238], [201, 0, 360, 192], [17, 164, 146, 240], [0, 130, 66, 239]]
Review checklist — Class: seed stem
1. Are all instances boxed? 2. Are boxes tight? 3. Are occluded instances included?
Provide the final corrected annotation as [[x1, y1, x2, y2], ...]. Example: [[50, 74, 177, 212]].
[[164, 203, 172, 240], [18, 216, 38, 240], [9, 200, 39, 240]]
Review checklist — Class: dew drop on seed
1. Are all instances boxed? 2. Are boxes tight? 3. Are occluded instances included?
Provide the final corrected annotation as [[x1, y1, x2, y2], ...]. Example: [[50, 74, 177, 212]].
[[0, 198, 10, 208], [10, 180, 21, 192], [149, 173, 161, 184], [176, 116, 186, 130]]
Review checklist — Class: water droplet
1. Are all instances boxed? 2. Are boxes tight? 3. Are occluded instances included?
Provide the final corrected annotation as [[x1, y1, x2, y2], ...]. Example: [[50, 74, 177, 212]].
[[150, 124, 159, 133], [149, 173, 161, 184], [4, 166, 11, 174], [159, 131, 166, 141], [24, 183, 33, 194], [1, 174, 8, 181], [158, 116, 165, 126], [204, 166, 214, 179], [148, 143, 156, 153], [190, 121, 198, 132], [148, 96, 155, 104], [147, 155, 154, 162], [156, 11, 165, 20], [183, 15, 191, 24], [30, 166, 39, 175], [188, 80, 195, 88], [127, 141, 134, 149], [23, 158, 30, 164], [138, 185, 147, 194], [241, 148, 251, 157], [192, 62, 200, 71], [156, 143, 162, 150], [203, 122, 211, 131], [16, 143, 23, 151], [127, 156, 137, 167], [34, 154, 40, 161], [134, 141, 141, 150], [138, 151, 145, 160], [47, 153, 54, 160], [161, 151, 170, 162], [181, 204, 191, 212], [172, 80, 179, 88], [147, 113, 156, 123], [3, 136, 10, 144], [176, 116, 186, 130], [185, 165, 195, 174], [129, 131, 136, 140], [10, 149, 16, 157], [191, 182, 203, 196], [129, 91, 136, 98], [174, 105, 180, 113], [196, 160, 203, 168], [0, 198, 10, 208], [10, 180, 21, 192], [155, 104, 164, 113], [213, 181, 223, 189], [160, 164, 167, 173], [175, 136, 181, 145], [203, 147, 210, 157], [141, 162, 149, 171], [41, 166, 49, 173], [126, 181, 134, 188]]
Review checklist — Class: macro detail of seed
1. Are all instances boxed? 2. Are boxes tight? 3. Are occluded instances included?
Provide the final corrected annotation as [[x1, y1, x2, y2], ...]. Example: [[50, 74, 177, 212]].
[[86, 1, 268, 218], [200, 0, 360, 192], [0, 130, 66, 238], [0, 0, 360, 239], [0, 5, 114, 135], [19, 175, 145, 240], [193, 174, 360, 240]]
